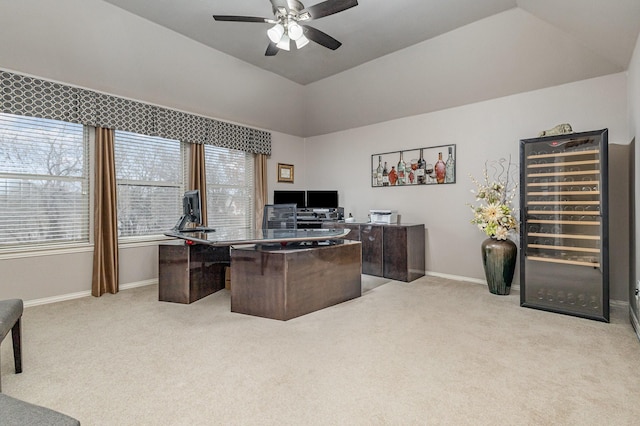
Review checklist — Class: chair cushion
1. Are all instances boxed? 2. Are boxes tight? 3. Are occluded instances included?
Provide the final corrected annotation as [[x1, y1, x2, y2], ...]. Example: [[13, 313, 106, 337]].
[[0, 299, 23, 338], [0, 394, 80, 426]]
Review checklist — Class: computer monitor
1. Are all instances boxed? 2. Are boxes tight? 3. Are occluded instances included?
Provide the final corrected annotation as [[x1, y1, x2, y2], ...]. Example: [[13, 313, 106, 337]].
[[173, 189, 203, 231], [306, 190, 338, 208], [273, 190, 306, 208]]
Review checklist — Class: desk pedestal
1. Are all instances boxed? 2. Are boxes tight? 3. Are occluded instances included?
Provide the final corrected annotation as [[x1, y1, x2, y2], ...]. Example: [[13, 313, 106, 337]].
[[231, 241, 362, 320], [159, 243, 230, 304]]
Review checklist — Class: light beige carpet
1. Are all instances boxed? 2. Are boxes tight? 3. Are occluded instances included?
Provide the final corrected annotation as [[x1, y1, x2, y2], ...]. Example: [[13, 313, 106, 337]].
[[1, 275, 639, 425]]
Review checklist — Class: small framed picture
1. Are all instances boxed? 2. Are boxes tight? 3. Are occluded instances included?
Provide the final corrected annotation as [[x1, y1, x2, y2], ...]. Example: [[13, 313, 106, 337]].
[[277, 163, 294, 183]]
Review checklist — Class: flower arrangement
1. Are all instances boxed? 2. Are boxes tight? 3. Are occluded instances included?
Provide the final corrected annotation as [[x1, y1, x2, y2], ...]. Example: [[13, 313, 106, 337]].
[[469, 157, 519, 240]]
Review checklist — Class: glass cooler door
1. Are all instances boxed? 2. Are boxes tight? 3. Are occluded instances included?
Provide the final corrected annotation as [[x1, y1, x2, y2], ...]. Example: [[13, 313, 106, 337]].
[[519, 129, 609, 322]]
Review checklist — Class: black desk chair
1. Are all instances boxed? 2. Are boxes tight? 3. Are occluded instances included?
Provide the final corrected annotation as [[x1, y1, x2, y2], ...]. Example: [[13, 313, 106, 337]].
[[262, 204, 298, 230]]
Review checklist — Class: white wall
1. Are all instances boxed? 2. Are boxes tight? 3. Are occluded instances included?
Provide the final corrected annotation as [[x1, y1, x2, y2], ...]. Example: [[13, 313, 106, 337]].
[[267, 132, 307, 202], [629, 35, 640, 142], [303, 8, 622, 137], [629, 32, 640, 321], [305, 73, 630, 300]]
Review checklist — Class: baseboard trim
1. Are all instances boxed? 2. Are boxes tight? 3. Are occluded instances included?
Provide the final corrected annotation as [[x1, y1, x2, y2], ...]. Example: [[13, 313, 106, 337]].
[[424, 272, 636, 306], [24, 290, 92, 308], [424, 270, 525, 290], [120, 278, 158, 291], [24, 279, 158, 308], [425, 270, 485, 285]]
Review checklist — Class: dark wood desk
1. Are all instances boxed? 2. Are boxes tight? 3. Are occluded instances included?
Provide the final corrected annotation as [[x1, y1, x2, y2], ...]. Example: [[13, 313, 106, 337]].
[[160, 228, 359, 318], [231, 241, 362, 320]]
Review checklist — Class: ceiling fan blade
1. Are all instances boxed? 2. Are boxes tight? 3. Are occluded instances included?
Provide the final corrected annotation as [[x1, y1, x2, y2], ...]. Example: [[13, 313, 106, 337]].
[[304, 0, 358, 20], [212, 15, 270, 23], [302, 25, 342, 50], [265, 42, 279, 56]]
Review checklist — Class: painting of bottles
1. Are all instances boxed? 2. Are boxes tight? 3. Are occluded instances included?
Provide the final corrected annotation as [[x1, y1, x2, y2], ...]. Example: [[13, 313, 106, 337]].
[[371, 144, 456, 187]]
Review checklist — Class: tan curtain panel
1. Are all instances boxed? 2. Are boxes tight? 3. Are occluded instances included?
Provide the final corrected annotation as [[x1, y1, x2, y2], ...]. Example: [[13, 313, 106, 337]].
[[92, 127, 119, 296], [189, 143, 208, 226], [254, 153, 268, 230]]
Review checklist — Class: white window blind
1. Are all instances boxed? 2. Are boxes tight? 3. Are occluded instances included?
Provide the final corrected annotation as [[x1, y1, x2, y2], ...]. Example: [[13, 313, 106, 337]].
[[115, 131, 184, 238], [204, 145, 254, 230], [0, 113, 89, 248]]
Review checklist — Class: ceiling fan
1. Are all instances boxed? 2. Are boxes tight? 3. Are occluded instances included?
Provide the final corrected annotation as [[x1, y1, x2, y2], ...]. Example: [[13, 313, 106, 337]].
[[213, 0, 358, 56]]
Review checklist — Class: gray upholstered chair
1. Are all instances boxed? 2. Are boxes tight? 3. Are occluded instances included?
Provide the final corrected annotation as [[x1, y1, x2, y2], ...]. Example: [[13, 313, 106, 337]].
[[0, 299, 23, 392], [0, 393, 80, 426], [262, 203, 298, 230]]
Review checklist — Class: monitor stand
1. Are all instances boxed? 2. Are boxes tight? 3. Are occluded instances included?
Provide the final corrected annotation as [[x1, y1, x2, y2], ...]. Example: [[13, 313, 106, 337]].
[[172, 216, 215, 233]]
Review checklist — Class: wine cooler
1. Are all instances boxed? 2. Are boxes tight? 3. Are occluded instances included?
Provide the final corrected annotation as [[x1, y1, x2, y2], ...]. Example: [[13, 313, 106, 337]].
[[519, 129, 609, 322]]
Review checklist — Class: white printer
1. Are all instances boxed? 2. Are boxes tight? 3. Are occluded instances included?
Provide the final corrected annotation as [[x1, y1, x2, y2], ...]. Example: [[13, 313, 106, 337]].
[[369, 210, 398, 224]]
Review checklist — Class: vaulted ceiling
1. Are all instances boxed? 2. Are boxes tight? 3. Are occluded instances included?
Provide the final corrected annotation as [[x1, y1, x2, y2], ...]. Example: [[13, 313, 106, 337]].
[[103, 0, 640, 86], [93, 0, 640, 137]]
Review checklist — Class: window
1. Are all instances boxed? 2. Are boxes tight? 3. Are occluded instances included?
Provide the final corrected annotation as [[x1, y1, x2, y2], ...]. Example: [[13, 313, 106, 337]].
[[114, 131, 184, 238], [204, 145, 254, 230], [0, 113, 89, 248]]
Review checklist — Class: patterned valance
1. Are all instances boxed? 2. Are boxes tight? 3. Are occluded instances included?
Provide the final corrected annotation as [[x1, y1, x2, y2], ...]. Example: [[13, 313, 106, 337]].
[[0, 70, 271, 155], [156, 107, 210, 145], [83, 92, 156, 137], [0, 71, 82, 124]]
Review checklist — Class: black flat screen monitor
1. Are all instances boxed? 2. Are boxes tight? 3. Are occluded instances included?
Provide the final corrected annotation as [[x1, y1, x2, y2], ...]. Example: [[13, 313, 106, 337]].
[[306, 190, 338, 208], [273, 190, 306, 208], [174, 189, 202, 230], [183, 190, 202, 224]]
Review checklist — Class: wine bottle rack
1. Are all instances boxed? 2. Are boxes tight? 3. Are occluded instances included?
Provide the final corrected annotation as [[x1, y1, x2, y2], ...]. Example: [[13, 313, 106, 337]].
[[519, 129, 609, 322]]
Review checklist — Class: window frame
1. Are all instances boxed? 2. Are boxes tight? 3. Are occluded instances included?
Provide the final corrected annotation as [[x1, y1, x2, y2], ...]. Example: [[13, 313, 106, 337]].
[[114, 130, 186, 243], [0, 113, 92, 256], [203, 144, 255, 231]]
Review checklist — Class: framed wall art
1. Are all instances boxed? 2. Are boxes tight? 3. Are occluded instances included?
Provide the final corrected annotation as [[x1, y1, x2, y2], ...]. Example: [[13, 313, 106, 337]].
[[277, 163, 294, 183], [371, 144, 456, 187]]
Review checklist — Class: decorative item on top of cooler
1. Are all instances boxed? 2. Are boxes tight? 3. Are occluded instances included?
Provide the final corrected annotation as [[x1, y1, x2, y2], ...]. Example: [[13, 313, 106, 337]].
[[538, 123, 573, 137]]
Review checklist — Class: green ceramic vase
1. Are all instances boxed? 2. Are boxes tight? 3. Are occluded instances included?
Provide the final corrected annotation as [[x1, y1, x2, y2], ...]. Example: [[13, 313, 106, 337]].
[[481, 237, 517, 295]]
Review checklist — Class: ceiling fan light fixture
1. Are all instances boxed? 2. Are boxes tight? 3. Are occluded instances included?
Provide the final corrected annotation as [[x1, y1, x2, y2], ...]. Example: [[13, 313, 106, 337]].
[[267, 23, 285, 43], [213, 0, 358, 56], [295, 34, 309, 49], [276, 34, 291, 51], [288, 22, 304, 41]]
